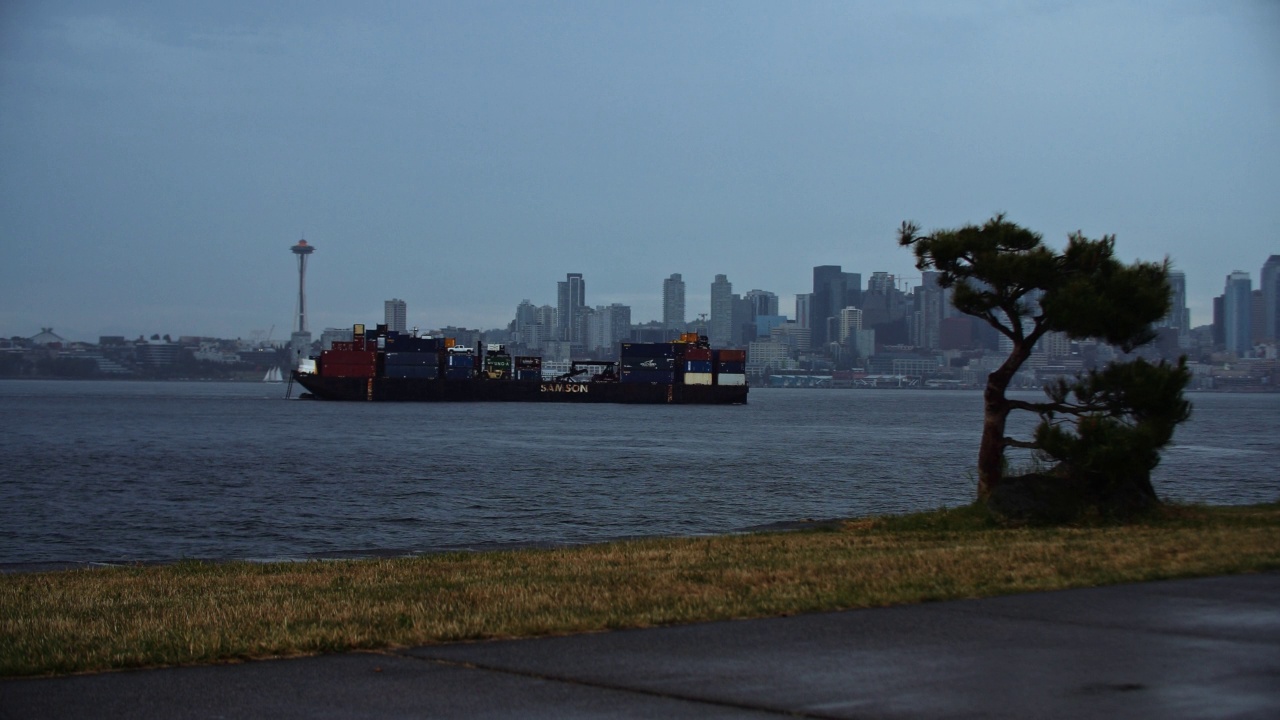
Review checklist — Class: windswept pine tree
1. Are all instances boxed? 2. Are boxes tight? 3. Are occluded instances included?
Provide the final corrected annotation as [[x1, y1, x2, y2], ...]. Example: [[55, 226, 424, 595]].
[[898, 214, 1191, 519]]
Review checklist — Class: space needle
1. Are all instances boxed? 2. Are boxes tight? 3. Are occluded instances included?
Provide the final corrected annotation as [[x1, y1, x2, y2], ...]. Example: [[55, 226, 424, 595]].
[[290, 238, 315, 368]]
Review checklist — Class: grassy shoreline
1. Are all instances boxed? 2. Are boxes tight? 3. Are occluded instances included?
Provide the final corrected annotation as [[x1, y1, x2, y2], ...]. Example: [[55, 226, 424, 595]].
[[4, 503, 1279, 678]]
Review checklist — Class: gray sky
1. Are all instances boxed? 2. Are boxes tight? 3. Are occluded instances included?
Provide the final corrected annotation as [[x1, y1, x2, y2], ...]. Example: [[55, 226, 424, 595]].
[[2, 0, 1277, 342]]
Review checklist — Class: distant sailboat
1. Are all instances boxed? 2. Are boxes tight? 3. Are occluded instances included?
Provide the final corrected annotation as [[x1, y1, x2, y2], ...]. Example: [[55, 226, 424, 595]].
[[263, 366, 284, 383]]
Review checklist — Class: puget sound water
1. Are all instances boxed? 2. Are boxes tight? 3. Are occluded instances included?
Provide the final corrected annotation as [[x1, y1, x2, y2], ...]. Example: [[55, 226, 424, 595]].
[[1, 380, 1276, 567]]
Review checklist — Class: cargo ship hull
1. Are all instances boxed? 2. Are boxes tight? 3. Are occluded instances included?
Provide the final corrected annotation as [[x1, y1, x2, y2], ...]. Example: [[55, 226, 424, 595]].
[[293, 373, 748, 404]]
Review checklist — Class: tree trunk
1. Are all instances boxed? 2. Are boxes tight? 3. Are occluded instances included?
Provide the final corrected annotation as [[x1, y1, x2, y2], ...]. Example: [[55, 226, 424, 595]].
[[977, 341, 1032, 499], [977, 374, 1011, 499]]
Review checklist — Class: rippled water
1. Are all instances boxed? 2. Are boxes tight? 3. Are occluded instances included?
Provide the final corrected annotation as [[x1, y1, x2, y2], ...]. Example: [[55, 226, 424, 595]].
[[1, 380, 1276, 566]]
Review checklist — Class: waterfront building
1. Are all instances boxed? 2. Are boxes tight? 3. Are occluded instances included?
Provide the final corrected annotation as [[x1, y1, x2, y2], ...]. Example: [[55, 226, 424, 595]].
[[746, 339, 792, 376], [663, 273, 686, 332], [384, 298, 407, 333], [1224, 271, 1252, 357]]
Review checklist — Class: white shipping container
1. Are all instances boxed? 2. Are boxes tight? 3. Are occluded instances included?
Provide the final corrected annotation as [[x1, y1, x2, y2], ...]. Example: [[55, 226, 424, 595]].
[[683, 372, 713, 385], [716, 373, 747, 386]]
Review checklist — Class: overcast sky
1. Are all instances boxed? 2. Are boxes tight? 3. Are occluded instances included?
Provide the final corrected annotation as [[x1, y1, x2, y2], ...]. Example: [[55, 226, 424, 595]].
[[2, 1, 1277, 342]]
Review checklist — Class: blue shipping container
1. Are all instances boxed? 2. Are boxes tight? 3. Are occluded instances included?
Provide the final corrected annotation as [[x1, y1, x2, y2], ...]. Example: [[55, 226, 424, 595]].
[[684, 360, 712, 373], [620, 342, 677, 358], [385, 365, 438, 379], [446, 354, 475, 368], [621, 356, 676, 372], [444, 368, 473, 380], [715, 361, 746, 374], [620, 370, 676, 384], [385, 352, 436, 366]]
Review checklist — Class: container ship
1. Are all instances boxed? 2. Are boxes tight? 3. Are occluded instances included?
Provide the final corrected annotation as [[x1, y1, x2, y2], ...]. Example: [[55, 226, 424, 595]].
[[292, 324, 748, 404]]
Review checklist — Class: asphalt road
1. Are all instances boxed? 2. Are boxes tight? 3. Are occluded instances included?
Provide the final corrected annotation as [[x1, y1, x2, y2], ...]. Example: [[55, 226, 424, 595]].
[[3, 573, 1278, 719]]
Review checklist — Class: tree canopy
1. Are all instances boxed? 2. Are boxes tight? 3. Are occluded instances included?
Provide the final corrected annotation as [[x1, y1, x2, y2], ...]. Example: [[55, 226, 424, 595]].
[[899, 214, 1190, 519]]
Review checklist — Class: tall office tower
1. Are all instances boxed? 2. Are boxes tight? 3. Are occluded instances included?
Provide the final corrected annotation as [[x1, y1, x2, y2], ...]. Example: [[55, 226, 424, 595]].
[[514, 299, 538, 346], [289, 238, 315, 366], [794, 294, 811, 329], [913, 272, 943, 349], [384, 298, 407, 333], [663, 273, 686, 332], [1212, 295, 1225, 347], [1252, 290, 1265, 344], [1223, 271, 1252, 357], [556, 273, 585, 343], [744, 289, 779, 318], [838, 306, 863, 343], [709, 274, 734, 346], [586, 303, 632, 354], [1262, 255, 1280, 342], [1157, 272, 1189, 334], [809, 266, 861, 348], [867, 271, 896, 295]]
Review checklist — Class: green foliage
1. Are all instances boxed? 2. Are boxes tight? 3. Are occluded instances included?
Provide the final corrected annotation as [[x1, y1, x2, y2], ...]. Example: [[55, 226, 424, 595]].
[[1032, 358, 1192, 517], [899, 215, 1171, 351], [898, 214, 1189, 519]]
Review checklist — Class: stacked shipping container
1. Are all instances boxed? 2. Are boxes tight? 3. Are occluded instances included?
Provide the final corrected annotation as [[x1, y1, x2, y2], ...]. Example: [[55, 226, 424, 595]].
[[619, 342, 677, 384]]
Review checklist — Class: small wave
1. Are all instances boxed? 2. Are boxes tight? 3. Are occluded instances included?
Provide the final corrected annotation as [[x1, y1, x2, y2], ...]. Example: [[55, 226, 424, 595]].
[[1169, 445, 1267, 456]]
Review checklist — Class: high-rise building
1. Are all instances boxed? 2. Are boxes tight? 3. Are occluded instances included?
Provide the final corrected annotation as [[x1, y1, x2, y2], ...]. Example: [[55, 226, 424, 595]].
[[838, 306, 863, 343], [1261, 255, 1280, 342], [556, 273, 585, 343], [1156, 271, 1189, 342], [809, 266, 861, 348], [384, 298, 407, 333], [1223, 271, 1252, 357], [744, 289, 779, 318], [709, 274, 733, 346], [586, 303, 632, 355], [663, 274, 686, 332], [912, 272, 943, 349], [794, 294, 810, 330]]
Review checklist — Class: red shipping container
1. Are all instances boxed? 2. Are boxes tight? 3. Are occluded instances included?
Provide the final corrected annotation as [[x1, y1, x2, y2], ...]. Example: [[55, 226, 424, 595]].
[[716, 349, 746, 362], [323, 350, 376, 365], [324, 364, 376, 378], [684, 348, 712, 361]]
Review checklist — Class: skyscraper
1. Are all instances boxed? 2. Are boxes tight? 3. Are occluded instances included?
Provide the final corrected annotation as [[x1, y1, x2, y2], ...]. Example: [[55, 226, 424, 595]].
[[709, 274, 733, 346], [384, 298, 407, 333], [1158, 271, 1189, 335], [1261, 255, 1280, 342], [809, 266, 861, 348], [744, 289, 779, 318], [556, 273, 585, 343], [663, 273, 685, 333], [1224, 271, 1252, 357], [838, 306, 863, 343]]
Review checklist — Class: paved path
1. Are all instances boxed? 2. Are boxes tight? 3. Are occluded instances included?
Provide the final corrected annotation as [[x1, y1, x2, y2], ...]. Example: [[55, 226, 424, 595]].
[[3, 573, 1278, 719]]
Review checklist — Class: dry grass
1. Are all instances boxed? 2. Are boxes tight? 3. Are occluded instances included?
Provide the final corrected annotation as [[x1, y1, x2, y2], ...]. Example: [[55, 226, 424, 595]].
[[3, 503, 1279, 677]]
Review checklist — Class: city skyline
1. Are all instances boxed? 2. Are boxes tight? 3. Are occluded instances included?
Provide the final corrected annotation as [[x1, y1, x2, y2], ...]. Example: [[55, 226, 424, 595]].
[[2, 2, 1276, 341]]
